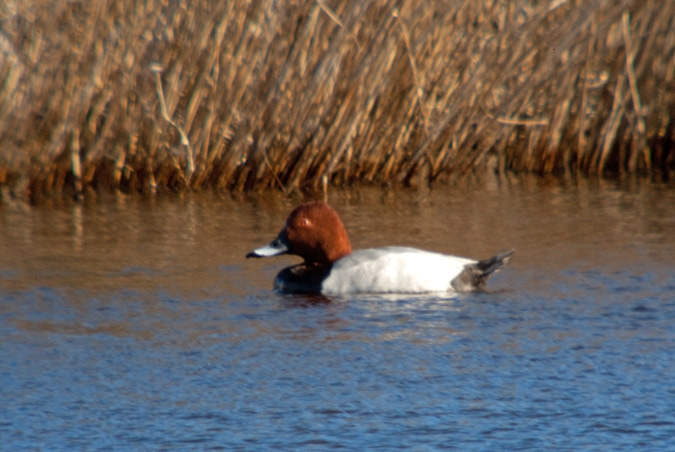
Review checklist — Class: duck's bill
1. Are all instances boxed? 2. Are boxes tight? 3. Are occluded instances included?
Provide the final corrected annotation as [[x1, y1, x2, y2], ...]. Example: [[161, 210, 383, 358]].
[[246, 236, 288, 258]]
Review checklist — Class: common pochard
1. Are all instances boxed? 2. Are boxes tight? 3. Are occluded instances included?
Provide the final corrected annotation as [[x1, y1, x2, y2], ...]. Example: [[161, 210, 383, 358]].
[[247, 201, 513, 295]]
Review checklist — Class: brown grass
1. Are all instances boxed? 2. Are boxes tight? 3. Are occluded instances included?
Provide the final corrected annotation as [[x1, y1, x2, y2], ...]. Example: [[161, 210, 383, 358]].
[[1, 0, 674, 201]]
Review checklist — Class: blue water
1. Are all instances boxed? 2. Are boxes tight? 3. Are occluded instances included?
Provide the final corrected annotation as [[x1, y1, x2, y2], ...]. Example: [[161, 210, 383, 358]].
[[1, 180, 675, 450]]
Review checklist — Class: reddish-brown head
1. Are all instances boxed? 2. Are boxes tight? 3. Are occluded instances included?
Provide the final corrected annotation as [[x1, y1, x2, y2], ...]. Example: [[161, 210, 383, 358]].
[[283, 201, 352, 265]]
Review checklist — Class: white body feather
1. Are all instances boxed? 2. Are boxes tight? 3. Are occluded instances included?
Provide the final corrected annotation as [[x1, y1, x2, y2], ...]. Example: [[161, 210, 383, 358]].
[[320, 247, 475, 295]]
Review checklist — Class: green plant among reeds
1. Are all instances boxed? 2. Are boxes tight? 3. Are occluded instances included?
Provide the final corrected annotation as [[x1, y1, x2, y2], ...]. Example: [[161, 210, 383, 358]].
[[0, 0, 673, 201]]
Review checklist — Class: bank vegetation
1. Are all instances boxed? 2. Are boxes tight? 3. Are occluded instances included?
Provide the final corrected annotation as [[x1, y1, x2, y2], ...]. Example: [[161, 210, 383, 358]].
[[1, 0, 674, 201]]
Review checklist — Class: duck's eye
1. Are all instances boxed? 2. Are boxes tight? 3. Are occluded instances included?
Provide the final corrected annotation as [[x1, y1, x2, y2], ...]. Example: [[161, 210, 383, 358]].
[[300, 218, 311, 227]]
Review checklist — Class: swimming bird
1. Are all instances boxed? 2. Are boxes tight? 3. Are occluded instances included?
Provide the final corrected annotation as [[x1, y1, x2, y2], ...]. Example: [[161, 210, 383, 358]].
[[247, 201, 513, 295]]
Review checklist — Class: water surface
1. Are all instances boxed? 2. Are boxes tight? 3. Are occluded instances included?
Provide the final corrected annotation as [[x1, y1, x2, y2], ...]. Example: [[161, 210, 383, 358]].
[[1, 178, 674, 450]]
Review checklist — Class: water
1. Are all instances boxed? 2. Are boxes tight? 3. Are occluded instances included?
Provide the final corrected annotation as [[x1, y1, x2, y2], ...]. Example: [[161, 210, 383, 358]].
[[1, 177, 675, 451]]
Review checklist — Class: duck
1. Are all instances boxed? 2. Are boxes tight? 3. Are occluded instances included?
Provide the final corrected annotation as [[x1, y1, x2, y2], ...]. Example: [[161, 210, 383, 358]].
[[246, 201, 513, 295]]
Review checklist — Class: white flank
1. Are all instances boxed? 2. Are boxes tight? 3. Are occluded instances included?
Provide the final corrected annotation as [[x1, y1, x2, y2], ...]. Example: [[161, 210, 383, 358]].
[[320, 247, 475, 295]]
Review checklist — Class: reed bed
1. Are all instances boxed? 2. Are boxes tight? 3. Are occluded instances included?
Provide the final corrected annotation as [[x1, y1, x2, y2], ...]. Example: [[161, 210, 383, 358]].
[[1, 0, 674, 200]]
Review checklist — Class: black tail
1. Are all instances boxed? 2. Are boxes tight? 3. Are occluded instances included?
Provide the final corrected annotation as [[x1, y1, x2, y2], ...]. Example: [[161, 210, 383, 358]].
[[451, 250, 514, 292]]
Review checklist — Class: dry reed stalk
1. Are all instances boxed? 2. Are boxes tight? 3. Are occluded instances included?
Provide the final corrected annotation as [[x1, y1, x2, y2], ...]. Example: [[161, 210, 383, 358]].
[[152, 66, 194, 184], [393, 9, 429, 137], [70, 130, 82, 199], [621, 11, 650, 172]]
